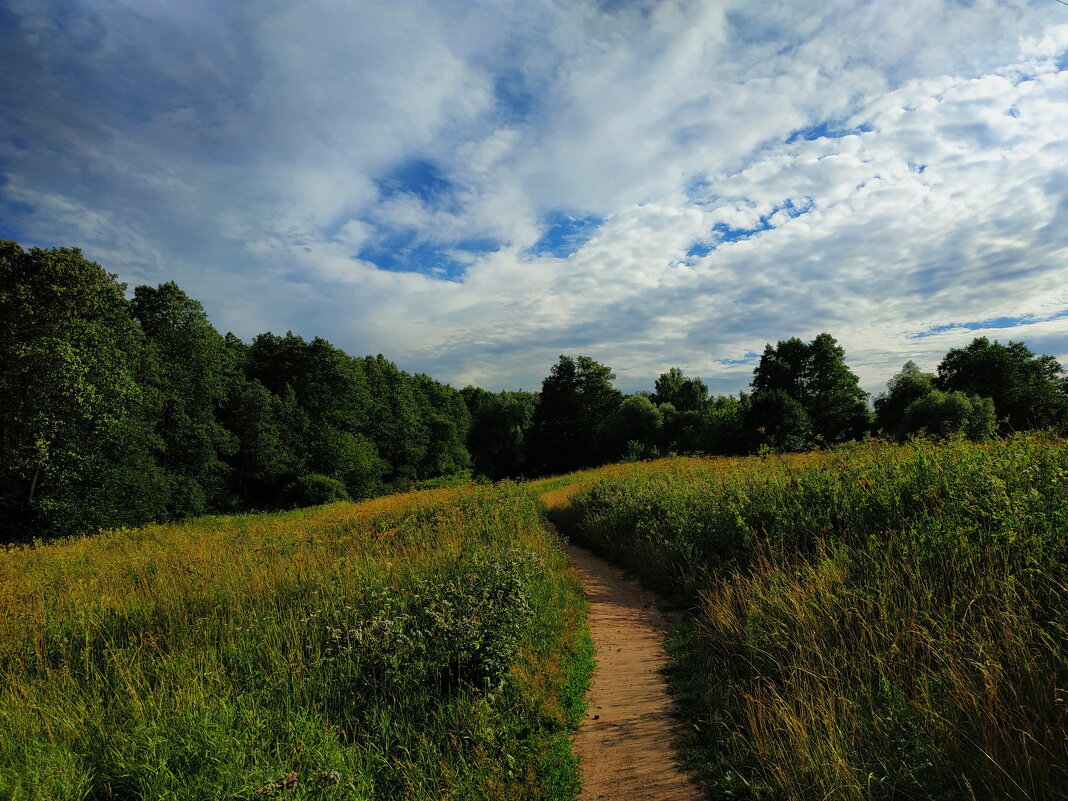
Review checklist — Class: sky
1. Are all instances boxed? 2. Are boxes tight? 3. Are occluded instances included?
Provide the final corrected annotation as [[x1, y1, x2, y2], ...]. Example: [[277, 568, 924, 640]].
[[2, 0, 1068, 396]]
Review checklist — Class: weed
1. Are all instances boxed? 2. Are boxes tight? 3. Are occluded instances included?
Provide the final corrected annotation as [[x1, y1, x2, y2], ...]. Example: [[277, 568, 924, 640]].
[[564, 436, 1068, 800], [0, 482, 589, 800]]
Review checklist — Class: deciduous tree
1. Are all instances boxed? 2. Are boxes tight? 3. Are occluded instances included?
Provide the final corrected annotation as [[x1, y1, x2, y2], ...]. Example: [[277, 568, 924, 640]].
[[749, 333, 870, 447], [0, 241, 165, 536], [936, 338, 1068, 431], [528, 355, 622, 473], [651, 367, 708, 412], [874, 361, 935, 436], [131, 282, 239, 515]]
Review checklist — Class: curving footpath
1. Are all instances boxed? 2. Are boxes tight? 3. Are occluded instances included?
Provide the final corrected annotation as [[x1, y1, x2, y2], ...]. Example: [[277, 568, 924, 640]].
[[566, 544, 704, 801]]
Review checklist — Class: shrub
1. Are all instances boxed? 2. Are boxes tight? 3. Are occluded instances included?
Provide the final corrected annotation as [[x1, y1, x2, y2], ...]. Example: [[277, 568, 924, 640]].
[[283, 473, 351, 507], [314, 548, 539, 694], [901, 389, 996, 440]]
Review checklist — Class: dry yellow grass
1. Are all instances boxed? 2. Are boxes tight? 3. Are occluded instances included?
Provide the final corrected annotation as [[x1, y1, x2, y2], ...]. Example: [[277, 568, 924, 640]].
[[0, 485, 470, 655]]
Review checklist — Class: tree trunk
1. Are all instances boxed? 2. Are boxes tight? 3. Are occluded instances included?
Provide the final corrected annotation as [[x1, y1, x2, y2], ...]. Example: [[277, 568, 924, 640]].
[[26, 467, 39, 505]]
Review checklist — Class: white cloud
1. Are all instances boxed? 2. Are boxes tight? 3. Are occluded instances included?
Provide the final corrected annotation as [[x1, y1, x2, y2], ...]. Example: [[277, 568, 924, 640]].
[[1022, 22, 1068, 59], [2, 0, 1068, 394]]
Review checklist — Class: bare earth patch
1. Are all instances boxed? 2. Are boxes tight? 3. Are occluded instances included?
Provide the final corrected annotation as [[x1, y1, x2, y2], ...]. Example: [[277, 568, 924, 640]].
[[566, 544, 703, 801]]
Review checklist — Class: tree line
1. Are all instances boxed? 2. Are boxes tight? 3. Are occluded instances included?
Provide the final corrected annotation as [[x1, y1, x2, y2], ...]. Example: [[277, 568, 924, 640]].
[[3, 239, 1067, 539], [1, 241, 470, 539], [500, 333, 1067, 477]]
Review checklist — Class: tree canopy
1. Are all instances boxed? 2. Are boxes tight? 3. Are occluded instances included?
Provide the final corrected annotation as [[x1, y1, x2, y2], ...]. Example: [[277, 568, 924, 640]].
[[0, 240, 474, 539], [461, 387, 538, 480], [901, 390, 996, 440], [528, 355, 623, 474], [935, 337, 1068, 431], [651, 367, 708, 412], [749, 333, 871, 448], [875, 361, 936, 435]]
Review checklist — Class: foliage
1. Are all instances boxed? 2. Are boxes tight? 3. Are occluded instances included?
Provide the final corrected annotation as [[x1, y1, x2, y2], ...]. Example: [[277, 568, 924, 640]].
[[528, 355, 623, 474], [602, 394, 663, 461], [563, 438, 1068, 799], [744, 389, 811, 452], [132, 281, 240, 515], [223, 381, 309, 508], [462, 387, 538, 480], [651, 367, 708, 412], [936, 337, 1068, 431], [0, 240, 474, 540], [0, 483, 592, 800], [900, 388, 996, 440], [6, 237, 1068, 545], [874, 360, 935, 435], [750, 333, 871, 446], [0, 241, 168, 537], [283, 473, 352, 507], [702, 394, 747, 454]]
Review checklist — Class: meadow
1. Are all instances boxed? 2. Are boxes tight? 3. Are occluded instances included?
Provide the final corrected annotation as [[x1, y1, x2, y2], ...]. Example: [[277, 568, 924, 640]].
[[0, 483, 592, 800], [565, 436, 1068, 800], [8, 435, 1068, 801]]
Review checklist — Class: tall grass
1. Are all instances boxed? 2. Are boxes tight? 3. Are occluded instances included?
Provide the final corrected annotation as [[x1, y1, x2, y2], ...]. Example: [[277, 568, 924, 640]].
[[0, 483, 592, 800], [566, 437, 1068, 800]]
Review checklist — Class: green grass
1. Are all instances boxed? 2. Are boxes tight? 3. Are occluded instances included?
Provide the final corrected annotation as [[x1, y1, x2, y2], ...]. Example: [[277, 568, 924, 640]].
[[0, 483, 592, 800], [563, 436, 1068, 800], [19, 432, 1063, 800]]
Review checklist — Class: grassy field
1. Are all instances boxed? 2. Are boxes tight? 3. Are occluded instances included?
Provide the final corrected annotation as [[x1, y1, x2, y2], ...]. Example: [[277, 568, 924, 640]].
[[10, 436, 1068, 800], [0, 483, 592, 800], [564, 436, 1068, 800]]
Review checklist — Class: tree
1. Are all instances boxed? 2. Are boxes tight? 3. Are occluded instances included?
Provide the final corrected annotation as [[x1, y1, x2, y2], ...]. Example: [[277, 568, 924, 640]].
[[360, 354, 431, 481], [412, 373, 471, 479], [307, 426, 386, 499], [935, 338, 1068, 431], [244, 336, 470, 488], [745, 390, 811, 452], [246, 333, 373, 433], [651, 368, 709, 412], [224, 380, 305, 508], [751, 337, 810, 399], [131, 282, 239, 515], [874, 360, 935, 436], [528, 355, 623, 474], [805, 333, 873, 441], [0, 241, 166, 536], [749, 333, 871, 447], [602, 394, 663, 460], [462, 387, 538, 479], [702, 395, 747, 455]]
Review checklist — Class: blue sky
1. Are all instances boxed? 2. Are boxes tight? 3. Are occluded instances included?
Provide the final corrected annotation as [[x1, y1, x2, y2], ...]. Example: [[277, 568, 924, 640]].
[[2, 0, 1068, 394]]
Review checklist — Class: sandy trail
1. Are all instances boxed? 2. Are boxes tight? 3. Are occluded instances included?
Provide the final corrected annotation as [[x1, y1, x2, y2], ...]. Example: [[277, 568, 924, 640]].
[[566, 544, 703, 801]]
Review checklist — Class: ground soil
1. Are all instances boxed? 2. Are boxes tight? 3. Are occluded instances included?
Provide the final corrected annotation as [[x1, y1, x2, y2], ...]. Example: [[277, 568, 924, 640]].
[[565, 543, 704, 801]]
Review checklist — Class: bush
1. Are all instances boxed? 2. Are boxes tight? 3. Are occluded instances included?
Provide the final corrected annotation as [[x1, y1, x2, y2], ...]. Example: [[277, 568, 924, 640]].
[[314, 548, 539, 694], [745, 390, 811, 452], [901, 389, 996, 440], [283, 473, 351, 507]]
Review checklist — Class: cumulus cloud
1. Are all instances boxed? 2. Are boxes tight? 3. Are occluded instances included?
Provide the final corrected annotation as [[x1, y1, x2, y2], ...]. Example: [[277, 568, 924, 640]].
[[1, 0, 1067, 394]]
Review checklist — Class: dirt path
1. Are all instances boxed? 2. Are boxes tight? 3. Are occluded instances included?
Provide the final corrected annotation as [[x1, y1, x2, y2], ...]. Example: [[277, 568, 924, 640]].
[[566, 544, 704, 801]]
